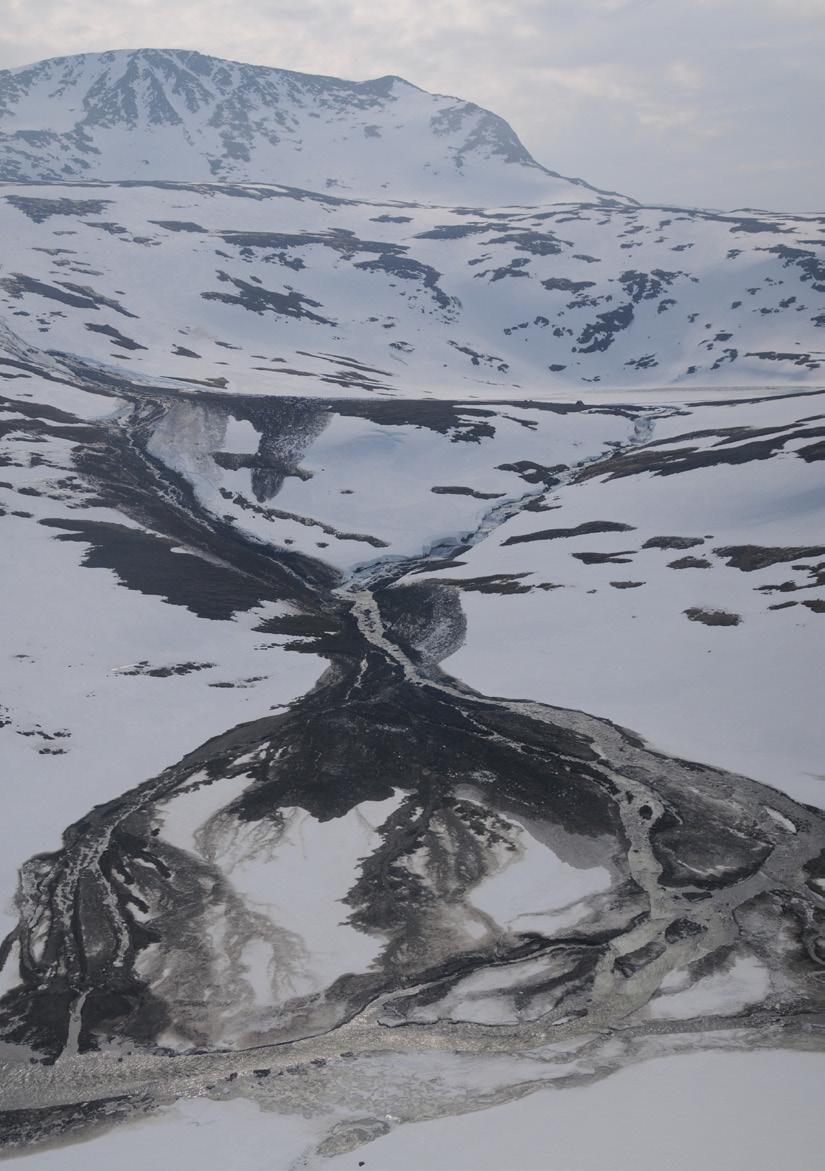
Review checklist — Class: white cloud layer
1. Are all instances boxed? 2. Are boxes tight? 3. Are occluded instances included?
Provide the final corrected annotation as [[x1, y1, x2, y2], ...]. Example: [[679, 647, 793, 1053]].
[[0, 0, 822, 209]]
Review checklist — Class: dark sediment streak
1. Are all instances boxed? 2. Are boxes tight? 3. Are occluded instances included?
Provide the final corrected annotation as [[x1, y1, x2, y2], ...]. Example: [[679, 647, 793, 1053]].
[[1, 390, 824, 1158]]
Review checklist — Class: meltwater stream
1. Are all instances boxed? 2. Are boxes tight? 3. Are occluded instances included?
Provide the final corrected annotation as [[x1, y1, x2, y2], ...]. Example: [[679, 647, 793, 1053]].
[[1, 390, 824, 1159]]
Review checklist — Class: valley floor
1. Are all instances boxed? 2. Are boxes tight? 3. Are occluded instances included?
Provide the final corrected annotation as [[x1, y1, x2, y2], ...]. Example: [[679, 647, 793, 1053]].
[[1, 376, 824, 1168]]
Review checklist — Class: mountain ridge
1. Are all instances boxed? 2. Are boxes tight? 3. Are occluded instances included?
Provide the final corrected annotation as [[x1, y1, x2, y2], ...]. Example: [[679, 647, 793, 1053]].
[[0, 48, 630, 205]]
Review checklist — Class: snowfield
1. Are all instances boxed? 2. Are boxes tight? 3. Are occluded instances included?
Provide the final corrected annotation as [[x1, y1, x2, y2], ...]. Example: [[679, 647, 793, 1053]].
[[0, 181, 822, 397]]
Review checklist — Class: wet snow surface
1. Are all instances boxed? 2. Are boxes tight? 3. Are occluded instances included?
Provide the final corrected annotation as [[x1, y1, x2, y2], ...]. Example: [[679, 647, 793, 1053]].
[[1, 375, 824, 1168]]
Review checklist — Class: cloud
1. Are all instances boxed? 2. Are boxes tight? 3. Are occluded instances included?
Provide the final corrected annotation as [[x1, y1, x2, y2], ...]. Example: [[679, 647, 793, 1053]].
[[666, 61, 704, 91], [0, 0, 822, 210], [530, 65, 641, 103]]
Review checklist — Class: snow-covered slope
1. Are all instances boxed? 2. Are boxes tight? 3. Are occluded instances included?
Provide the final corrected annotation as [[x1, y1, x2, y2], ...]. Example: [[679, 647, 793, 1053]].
[[0, 183, 822, 395], [0, 50, 821, 396], [0, 49, 623, 206]]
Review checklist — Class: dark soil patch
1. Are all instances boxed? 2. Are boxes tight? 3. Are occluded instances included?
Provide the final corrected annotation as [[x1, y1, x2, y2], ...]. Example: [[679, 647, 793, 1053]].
[[573, 550, 636, 565], [714, 545, 825, 571], [643, 536, 705, 550], [503, 520, 635, 547], [684, 607, 742, 627], [668, 557, 712, 569], [430, 486, 505, 500]]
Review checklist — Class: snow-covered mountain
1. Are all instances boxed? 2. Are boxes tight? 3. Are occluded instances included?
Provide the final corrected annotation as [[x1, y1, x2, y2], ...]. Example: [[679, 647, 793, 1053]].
[[0, 49, 822, 396], [0, 49, 624, 205]]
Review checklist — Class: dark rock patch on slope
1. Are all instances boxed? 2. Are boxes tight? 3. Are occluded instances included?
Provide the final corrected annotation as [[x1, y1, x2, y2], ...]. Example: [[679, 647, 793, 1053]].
[[502, 520, 635, 546]]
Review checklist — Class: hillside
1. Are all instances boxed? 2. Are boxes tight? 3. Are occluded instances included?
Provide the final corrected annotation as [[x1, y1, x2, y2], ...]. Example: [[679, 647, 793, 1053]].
[[0, 49, 624, 205], [0, 182, 822, 396]]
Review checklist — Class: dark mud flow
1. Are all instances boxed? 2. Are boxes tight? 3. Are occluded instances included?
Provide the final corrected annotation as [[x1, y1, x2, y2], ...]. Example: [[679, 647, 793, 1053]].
[[1, 391, 825, 1158]]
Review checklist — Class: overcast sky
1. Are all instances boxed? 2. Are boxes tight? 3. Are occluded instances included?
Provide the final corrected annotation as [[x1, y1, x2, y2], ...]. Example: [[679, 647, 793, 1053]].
[[1, 0, 822, 211]]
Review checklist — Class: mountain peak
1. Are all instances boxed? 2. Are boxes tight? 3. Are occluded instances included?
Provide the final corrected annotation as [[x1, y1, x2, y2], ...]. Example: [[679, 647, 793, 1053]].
[[0, 48, 629, 205]]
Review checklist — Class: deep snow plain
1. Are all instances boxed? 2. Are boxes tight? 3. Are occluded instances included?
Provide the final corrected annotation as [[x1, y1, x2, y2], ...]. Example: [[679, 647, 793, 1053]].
[[1, 46, 824, 1171]]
